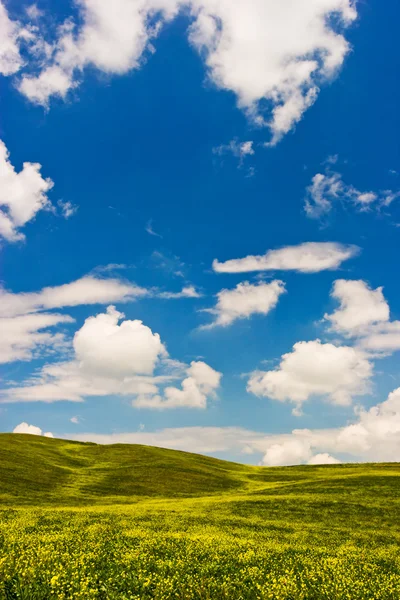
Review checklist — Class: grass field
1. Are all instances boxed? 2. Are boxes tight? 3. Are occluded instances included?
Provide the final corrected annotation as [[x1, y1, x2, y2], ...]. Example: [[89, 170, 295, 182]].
[[0, 434, 399, 599]]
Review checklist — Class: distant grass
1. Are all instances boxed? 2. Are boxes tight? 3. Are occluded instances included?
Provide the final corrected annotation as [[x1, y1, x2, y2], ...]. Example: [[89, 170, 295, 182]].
[[0, 435, 399, 599]]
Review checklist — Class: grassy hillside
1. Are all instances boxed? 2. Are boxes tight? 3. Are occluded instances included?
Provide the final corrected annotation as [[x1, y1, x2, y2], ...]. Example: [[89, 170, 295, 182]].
[[0, 434, 400, 599], [2, 433, 400, 505], [0, 433, 254, 504]]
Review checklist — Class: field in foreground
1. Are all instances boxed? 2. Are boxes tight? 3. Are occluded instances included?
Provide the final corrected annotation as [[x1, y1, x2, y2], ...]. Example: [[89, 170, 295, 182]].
[[0, 435, 399, 599]]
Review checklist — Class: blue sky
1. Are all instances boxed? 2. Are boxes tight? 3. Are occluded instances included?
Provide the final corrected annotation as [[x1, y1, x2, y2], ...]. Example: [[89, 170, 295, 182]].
[[1, 0, 400, 466]]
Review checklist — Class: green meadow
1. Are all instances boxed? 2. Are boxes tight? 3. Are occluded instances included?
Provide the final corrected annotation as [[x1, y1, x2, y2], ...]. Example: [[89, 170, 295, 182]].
[[0, 434, 399, 599]]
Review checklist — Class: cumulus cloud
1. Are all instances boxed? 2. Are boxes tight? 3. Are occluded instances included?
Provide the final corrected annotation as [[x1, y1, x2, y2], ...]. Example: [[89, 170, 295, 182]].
[[2, 307, 221, 410], [305, 168, 400, 219], [0, 275, 147, 365], [322, 279, 400, 355], [74, 306, 167, 378], [133, 360, 222, 409], [187, 0, 356, 143], [0, 274, 203, 365], [325, 280, 390, 336], [262, 439, 313, 467], [17, 1, 356, 142], [202, 280, 285, 328], [0, 139, 55, 242], [307, 453, 341, 465], [13, 422, 53, 437], [260, 387, 400, 465], [0, 1, 24, 75], [213, 242, 359, 274], [248, 340, 373, 413]]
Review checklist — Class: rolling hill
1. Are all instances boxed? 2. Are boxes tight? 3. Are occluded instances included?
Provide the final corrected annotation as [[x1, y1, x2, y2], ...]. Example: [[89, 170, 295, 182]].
[[1, 434, 400, 598], [1, 433, 399, 506]]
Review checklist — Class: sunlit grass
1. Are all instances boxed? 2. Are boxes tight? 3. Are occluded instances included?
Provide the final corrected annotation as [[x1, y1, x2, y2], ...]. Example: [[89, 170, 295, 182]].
[[0, 435, 399, 599]]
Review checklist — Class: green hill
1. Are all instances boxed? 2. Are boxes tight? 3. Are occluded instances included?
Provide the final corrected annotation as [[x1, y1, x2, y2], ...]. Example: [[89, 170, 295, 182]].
[[1, 434, 400, 598], [0, 433, 253, 505], [1, 433, 399, 506]]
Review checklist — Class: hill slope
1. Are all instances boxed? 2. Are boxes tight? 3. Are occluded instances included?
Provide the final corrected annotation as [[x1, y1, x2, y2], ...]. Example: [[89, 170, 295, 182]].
[[1, 433, 399, 506], [0, 434, 253, 504]]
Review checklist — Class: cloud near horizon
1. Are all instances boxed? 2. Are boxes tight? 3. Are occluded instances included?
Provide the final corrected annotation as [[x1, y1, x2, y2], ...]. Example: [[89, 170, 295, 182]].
[[53, 386, 400, 466], [13, 422, 54, 438]]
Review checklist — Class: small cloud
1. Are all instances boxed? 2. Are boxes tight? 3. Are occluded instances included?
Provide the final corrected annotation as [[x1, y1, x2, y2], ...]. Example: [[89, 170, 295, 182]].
[[324, 154, 339, 166], [70, 416, 80, 424], [305, 164, 400, 220], [58, 200, 78, 219], [26, 4, 44, 20], [13, 422, 53, 437], [213, 139, 255, 170], [138, 423, 145, 431], [146, 219, 163, 238], [90, 263, 131, 274], [201, 280, 285, 329], [159, 286, 202, 299], [151, 251, 186, 278]]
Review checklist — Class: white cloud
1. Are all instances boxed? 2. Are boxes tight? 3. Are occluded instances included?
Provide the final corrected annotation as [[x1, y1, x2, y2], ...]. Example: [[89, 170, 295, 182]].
[[65, 386, 400, 465], [25, 5, 44, 21], [133, 360, 221, 409], [325, 280, 390, 336], [0, 312, 74, 364], [18, 1, 356, 142], [18, 0, 182, 105], [189, 0, 356, 143], [213, 139, 254, 163], [305, 168, 400, 219], [58, 200, 78, 219], [145, 219, 163, 238], [0, 274, 204, 365], [213, 242, 359, 274], [323, 279, 400, 355], [2, 307, 220, 411], [307, 453, 340, 465], [0, 139, 54, 242], [248, 340, 373, 412], [13, 422, 53, 437], [0, 275, 147, 318], [0, 1, 24, 75], [260, 387, 400, 465], [360, 321, 400, 354], [262, 439, 313, 467], [0, 275, 148, 365], [159, 286, 202, 299], [70, 416, 80, 424], [69, 425, 262, 455], [74, 306, 167, 378], [202, 280, 285, 328]]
